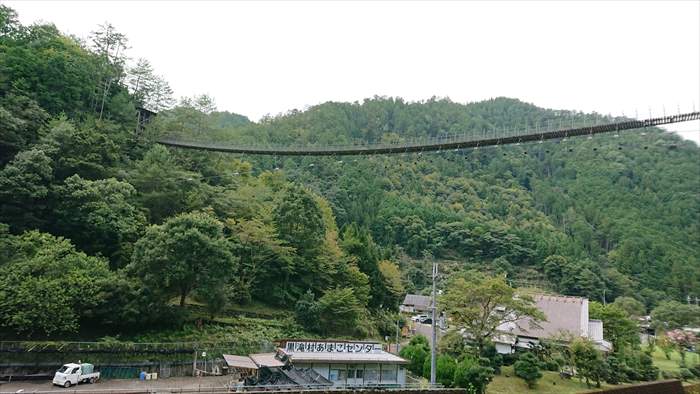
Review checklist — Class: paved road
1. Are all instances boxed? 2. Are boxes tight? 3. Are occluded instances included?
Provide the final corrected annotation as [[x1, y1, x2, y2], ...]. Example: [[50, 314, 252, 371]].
[[0, 376, 231, 394], [413, 323, 446, 347]]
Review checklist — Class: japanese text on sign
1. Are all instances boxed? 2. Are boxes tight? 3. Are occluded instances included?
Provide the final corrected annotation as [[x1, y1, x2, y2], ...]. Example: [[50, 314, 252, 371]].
[[284, 341, 382, 353]]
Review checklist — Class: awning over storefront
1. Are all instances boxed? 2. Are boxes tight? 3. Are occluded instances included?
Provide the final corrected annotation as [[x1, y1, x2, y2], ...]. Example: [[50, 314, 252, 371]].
[[250, 353, 286, 368], [223, 354, 258, 370]]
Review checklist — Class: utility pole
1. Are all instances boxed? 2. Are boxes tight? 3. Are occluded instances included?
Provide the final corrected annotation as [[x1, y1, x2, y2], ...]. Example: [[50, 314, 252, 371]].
[[192, 348, 197, 377], [602, 289, 606, 306], [396, 318, 400, 354], [430, 261, 438, 385]]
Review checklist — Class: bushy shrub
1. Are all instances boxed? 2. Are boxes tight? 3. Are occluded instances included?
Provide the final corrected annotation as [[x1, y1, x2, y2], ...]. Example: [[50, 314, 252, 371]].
[[543, 359, 559, 372], [372, 310, 403, 338], [514, 352, 542, 389], [423, 354, 457, 387], [680, 368, 695, 381], [399, 335, 430, 376], [439, 329, 468, 358], [479, 341, 503, 374], [662, 370, 681, 379], [294, 290, 320, 332], [620, 350, 659, 382], [453, 356, 494, 394], [501, 352, 518, 366], [605, 356, 627, 385], [553, 356, 566, 367], [690, 364, 700, 378]]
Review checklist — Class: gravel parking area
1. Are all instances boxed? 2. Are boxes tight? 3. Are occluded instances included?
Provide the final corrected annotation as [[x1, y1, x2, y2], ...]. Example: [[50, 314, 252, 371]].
[[0, 375, 232, 394]]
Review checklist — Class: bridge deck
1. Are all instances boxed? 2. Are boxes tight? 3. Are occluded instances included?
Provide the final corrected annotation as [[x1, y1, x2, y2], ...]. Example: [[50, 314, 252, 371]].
[[157, 112, 700, 156]]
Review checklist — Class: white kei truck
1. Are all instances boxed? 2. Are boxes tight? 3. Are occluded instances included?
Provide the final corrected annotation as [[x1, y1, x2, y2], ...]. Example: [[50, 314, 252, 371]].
[[52, 362, 100, 387]]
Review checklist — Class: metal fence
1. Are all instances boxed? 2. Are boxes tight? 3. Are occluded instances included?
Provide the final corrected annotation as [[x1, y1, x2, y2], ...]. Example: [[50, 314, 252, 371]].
[[0, 340, 240, 381], [0, 383, 451, 394]]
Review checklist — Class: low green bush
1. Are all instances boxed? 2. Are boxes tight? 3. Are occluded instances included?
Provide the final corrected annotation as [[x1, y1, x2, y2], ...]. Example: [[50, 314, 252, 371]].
[[543, 359, 559, 371], [680, 368, 695, 381], [661, 370, 681, 379], [690, 364, 700, 378], [514, 352, 543, 389]]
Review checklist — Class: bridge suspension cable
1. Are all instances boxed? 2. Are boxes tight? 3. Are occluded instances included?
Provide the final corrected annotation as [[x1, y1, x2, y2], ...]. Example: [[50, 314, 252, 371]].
[[157, 111, 700, 156]]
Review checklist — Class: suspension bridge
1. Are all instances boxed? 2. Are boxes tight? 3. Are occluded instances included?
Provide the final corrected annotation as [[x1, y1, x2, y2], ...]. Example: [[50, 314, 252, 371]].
[[157, 111, 700, 156]]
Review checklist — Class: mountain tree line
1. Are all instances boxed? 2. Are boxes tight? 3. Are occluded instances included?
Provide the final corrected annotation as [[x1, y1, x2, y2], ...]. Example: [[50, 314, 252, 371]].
[[1, 5, 698, 338]]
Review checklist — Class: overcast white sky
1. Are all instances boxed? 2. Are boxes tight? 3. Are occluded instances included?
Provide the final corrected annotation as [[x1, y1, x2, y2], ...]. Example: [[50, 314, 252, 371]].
[[6, 0, 700, 143]]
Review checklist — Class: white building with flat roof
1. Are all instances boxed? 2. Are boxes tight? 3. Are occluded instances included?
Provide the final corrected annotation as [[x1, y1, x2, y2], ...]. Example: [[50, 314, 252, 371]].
[[278, 339, 408, 386]]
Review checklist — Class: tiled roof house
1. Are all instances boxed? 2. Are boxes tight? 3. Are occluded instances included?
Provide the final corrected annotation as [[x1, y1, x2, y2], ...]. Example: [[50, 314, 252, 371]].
[[400, 294, 432, 313], [494, 294, 612, 354]]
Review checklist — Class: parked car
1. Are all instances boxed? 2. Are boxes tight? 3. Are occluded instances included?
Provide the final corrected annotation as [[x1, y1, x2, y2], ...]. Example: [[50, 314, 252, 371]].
[[411, 314, 428, 322], [53, 363, 100, 387]]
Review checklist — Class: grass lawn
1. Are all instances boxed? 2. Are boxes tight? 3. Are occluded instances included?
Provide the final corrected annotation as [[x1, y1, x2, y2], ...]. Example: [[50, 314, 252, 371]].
[[487, 366, 611, 394], [487, 349, 700, 393], [647, 346, 699, 373]]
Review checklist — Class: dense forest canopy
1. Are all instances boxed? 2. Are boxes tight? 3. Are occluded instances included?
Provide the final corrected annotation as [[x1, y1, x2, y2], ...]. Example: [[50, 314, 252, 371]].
[[0, 5, 698, 339]]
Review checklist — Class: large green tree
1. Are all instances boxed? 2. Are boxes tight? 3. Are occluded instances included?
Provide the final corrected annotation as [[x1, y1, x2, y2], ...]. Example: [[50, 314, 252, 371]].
[[0, 228, 115, 336], [0, 94, 49, 164], [128, 145, 210, 223], [53, 175, 147, 267], [0, 22, 102, 117], [316, 287, 363, 336], [439, 271, 545, 351], [571, 338, 608, 388], [0, 148, 53, 231], [589, 302, 640, 351], [226, 218, 294, 304], [441, 271, 545, 353], [399, 335, 430, 376], [650, 301, 700, 331], [129, 211, 236, 307], [274, 183, 326, 258], [514, 352, 542, 389], [42, 119, 122, 181]]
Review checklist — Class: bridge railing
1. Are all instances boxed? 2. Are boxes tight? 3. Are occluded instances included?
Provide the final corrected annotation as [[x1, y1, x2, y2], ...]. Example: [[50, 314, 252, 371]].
[[156, 111, 700, 156]]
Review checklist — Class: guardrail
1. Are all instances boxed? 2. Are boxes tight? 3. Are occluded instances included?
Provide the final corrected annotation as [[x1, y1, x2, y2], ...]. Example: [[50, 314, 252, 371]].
[[0, 341, 242, 355], [228, 383, 444, 392], [0, 383, 449, 394]]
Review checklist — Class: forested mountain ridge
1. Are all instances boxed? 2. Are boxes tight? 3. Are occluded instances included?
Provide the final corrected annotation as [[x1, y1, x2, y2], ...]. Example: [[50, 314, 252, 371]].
[[166, 97, 698, 305], [0, 5, 698, 339]]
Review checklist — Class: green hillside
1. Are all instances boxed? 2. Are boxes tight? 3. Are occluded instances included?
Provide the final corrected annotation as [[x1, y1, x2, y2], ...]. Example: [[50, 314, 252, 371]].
[[0, 4, 698, 344], [156, 96, 699, 304]]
